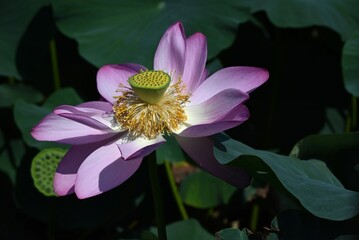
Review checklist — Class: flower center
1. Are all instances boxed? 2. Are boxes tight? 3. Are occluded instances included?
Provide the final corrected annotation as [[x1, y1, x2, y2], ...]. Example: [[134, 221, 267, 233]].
[[128, 70, 170, 104], [113, 70, 189, 139]]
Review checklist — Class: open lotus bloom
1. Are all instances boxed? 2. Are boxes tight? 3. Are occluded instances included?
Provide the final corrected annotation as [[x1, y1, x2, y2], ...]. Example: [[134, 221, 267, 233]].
[[31, 22, 269, 199]]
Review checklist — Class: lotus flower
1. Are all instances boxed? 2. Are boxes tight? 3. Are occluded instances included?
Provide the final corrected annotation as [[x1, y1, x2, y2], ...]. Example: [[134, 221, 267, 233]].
[[31, 22, 269, 199]]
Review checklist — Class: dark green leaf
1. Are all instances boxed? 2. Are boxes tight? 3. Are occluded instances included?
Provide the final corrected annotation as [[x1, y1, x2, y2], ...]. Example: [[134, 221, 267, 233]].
[[0, 0, 48, 78], [43, 87, 83, 109], [290, 133, 359, 159], [156, 136, 185, 164], [206, 58, 223, 75], [14, 88, 83, 150], [0, 84, 44, 107], [0, 129, 4, 148], [180, 170, 236, 208], [320, 108, 345, 134], [274, 210, 358, 240], [14, 101, 61, 149], [0, 138, 25, 185], [141, 231, 158, 240], [342, 30, 359, 97], [152, 219, 213, 240], [15, 147, 148, 229], [215, 228, 249, 240], [213, 134, 359, 220], [52, 0, 251, 68], [0, 151, 16, 185], [251, 0, 359, 40]]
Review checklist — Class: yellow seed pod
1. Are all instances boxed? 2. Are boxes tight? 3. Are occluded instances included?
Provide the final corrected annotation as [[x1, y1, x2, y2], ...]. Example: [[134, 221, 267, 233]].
[[128, 70, 171, 104]]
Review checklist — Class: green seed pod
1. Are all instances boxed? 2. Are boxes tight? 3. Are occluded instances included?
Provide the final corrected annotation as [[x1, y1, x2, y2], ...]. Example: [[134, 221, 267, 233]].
[[128, 70, 171, 104], [31, 148, 66, 197]]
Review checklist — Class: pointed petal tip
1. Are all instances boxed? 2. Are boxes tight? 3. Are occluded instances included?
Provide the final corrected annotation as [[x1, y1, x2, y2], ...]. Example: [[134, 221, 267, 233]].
[[189, 32, 206, 40], [74, 189, 99, 199], [248, 66, 270, 87], [170, 21, 184, 31], [53, 173, 76, 196], [96, 64, 140, 103]]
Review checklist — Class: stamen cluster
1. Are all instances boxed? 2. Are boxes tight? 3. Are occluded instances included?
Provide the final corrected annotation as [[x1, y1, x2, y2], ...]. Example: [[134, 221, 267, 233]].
[[113, 79, 189, 139]]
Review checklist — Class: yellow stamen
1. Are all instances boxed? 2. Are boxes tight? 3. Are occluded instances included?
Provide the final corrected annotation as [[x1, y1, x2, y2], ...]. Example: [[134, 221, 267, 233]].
[[113, 74, 189, 139]]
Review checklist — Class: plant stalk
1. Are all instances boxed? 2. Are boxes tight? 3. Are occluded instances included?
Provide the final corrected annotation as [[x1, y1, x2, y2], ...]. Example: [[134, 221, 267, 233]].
[[164, 161, 188, 220], [148, 152, 167, 240]]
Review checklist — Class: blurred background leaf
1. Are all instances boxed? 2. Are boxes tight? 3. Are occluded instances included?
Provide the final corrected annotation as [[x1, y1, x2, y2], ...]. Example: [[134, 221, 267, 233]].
[[156, 136, 185, 164], [0, 84, 44, 107], [180, 170, 236, 209]]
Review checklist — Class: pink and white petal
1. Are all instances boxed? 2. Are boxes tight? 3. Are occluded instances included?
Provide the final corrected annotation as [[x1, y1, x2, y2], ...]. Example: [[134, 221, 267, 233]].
[[56, 112, 113, 131], [184, 89, 248, 126], [189, 67, 269, 105], [97, 64, 140, 104], [74, 143, 142, 199], [182, 33, 207, 93], [117, 135, 166, 160], [176, 136, 251, 188], [154, 22, 186, 78], [176, 105, 249, 137], [54, 104, 117, 130], [198, 68, 208, 87], [54, 143, 102, 196], [120, 63, 147, 73], [31, 113, 119, 145], [77, 101, 114, 113]]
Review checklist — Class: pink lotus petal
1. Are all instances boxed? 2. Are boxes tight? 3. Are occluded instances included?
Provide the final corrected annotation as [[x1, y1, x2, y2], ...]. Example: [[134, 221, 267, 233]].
[[154, 22, 186, 79], [120, 63, 147, 73], [97, 64, 141, 104], [77, 101, 114, 112], [176, 135, 251, 188], [56, 112, 113, 131], [31, 113, 119, 145], [177, 105, 249, 137], [74, 143, 142, 199], [54, 143, 102, 196], [117, 135, 166, 160], [199, 68, 208, 86], [184, 89, 248, 126], [54, 104, 117, 129], [189, 67, 269, 105], [182, 33, 207, 93]]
